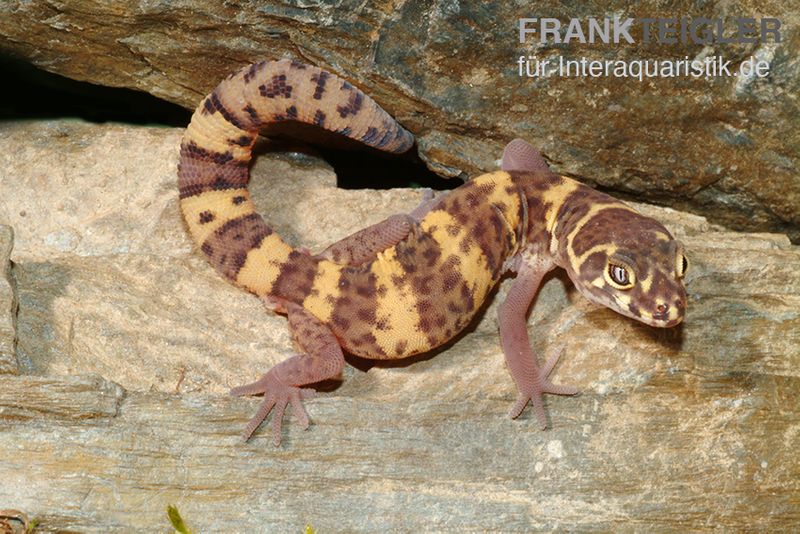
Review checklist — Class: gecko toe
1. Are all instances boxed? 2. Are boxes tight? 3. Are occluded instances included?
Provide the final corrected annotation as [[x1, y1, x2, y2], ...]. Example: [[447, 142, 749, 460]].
[[241, 394, 277, 442], [531, 396, 549, 430], [509, 394, 530, 419], [271, 400, 287, 446], [542, 382, 579, 396], [289, 389, 311, 430]]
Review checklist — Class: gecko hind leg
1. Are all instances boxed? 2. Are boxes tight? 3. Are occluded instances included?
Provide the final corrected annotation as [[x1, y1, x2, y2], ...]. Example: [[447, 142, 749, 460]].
[[316, 190, 435, 266], [501, 138, 550, 173], [498, 257, 579, 429], [230, 301, 345, 446]]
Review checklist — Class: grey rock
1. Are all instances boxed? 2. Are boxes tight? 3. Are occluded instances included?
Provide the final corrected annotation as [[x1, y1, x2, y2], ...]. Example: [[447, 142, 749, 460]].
[[0, 120, 797, 531], [0, 225, 16, 374]]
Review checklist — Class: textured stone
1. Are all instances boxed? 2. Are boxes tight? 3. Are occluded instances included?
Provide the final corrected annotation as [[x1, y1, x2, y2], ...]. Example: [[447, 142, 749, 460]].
[[0, 225, 16, 374], [0, 1, 798, 242], [0, 120, 797, 531]]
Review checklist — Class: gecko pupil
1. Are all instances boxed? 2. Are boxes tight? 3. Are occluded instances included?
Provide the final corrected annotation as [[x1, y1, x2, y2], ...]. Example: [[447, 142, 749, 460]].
[[610, 265, 628, 285], [682, 255, 688, 274]]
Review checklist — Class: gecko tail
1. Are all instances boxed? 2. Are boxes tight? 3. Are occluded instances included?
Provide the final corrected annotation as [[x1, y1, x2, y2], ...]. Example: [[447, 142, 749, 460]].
[[177, 59, 414, 299]]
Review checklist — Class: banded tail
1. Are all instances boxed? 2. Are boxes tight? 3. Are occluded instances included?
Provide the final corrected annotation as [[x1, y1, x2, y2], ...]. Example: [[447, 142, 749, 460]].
[[177, 59, 414, 300]]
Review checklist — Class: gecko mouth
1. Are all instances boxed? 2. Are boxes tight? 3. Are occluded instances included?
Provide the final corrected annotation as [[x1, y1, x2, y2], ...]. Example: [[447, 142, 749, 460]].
[[639, 299, 686, 327], [641, 314, 684, 328]]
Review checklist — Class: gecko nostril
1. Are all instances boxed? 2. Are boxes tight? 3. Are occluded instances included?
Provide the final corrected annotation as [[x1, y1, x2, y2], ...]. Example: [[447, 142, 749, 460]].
[[654, 303, 669, 318]]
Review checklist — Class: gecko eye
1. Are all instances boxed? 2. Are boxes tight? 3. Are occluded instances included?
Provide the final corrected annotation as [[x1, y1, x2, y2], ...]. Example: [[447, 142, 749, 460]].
[[676, 255, 688, 278], [675, 244, 688, 278], [606, 262, 635, 290]]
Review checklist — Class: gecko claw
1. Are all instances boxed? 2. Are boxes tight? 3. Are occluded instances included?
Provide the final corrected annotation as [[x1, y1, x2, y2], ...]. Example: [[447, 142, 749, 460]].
[[231, 371, 316, 446]]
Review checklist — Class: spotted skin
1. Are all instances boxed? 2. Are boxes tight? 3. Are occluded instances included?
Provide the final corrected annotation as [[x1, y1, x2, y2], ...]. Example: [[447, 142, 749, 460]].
[[178, 60, 688, 444]]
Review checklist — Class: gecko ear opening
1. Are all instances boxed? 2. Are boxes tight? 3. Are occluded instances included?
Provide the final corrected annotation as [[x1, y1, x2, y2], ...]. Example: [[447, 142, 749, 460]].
[[605, 261, 635, 290]]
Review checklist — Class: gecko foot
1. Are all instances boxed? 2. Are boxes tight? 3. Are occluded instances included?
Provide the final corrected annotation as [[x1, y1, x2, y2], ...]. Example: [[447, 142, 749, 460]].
[[230, 370, 317, 446], [508, 345, 579, 429]]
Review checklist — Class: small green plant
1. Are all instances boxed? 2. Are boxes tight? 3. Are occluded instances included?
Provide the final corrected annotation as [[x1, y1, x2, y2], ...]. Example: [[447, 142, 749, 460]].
[[167, 505, 193, 534], [167, 504, 315, 533]]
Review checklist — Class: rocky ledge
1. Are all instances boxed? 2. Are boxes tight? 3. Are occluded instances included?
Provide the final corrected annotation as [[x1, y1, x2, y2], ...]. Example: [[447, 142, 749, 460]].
[[0, 120, 797, 531]]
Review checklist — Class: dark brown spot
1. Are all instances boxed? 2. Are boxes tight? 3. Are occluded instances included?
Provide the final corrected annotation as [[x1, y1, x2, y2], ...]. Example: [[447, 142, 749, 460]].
[[232, 195, 246, 205], [243, 104, 261, 126], [177, 142, 250, 199], [259, 74, 293, 98], [331, 268, 384, 358], [355, 283, 376, 298], [355, 333, 378, 348], [418, 317, 431, 333], [243, 62, 266, 83], [313, 109, 326, 127], [199, 211, 215, 224], [421, 246, 440, 267], [361, 127, 379, 143], [271, 250, 318, 302], [311, 71, 329, 100], [442, 271, 461, 292], [412, 275, 434, 294], [356, 308, 374, 322], [201, 213, 273, 280], [230, 135, 253, 147], [210, 92, 245, 129], [337, 91, 363, 118], [332, 315, 351, 331]]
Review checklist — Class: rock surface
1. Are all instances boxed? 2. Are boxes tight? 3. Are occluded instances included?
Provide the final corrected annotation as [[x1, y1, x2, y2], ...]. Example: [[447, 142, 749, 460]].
[[0, 225, 17, 374], [1, 1, 798, 242], [0, 120, 798, 531]]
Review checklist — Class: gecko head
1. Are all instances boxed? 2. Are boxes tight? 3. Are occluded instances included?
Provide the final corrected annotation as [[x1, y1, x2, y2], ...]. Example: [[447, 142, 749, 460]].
[[564, 211, 688, 328]]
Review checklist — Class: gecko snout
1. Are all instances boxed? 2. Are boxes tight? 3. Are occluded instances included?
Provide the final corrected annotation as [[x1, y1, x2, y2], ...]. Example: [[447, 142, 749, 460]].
[[653, 303, 669, 319], [649, 295, 685, 327]]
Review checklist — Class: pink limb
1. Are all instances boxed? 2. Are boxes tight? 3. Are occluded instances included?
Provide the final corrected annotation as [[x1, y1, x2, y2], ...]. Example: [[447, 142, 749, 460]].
[[317, 190, 436, 266], [230, 301, 345, 445], [497, 257, 578, 429], [501, 138, 550, 173], [317, 213, 414, 265], [409, 188, 437, 221]]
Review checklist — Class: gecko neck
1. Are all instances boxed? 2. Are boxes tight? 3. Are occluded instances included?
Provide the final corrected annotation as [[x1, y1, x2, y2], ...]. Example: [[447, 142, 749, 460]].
[[545, 175, 639, 276]]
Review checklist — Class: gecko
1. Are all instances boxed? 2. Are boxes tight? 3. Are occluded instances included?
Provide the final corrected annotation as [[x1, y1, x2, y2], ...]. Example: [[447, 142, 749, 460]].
[[178, 59, 688, 445]]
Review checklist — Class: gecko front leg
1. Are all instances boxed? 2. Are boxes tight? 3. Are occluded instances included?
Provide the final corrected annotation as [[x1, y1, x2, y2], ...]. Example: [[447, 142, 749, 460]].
[[498, 256, 579, 428], [230, 301, 345, 445]]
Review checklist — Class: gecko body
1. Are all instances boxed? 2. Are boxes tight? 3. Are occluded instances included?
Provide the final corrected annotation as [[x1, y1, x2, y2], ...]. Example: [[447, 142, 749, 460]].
[[178, 60, 688, 444]]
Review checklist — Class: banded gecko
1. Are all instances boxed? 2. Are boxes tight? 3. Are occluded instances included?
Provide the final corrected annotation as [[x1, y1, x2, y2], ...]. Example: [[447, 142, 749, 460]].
[[178, 59, 688, 445]]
